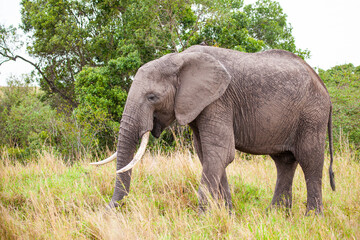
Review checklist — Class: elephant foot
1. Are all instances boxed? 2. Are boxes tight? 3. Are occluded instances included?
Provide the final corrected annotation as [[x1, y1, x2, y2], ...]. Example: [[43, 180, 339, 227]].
[[105, 200, 122, 210], [305, 209, 323, 216], [197, 203, 207, 216], [305, 203, 323, 216]]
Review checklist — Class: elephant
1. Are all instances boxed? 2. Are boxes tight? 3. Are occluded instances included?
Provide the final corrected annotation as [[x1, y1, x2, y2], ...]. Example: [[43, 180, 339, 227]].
[[91, 45, 335, 215]]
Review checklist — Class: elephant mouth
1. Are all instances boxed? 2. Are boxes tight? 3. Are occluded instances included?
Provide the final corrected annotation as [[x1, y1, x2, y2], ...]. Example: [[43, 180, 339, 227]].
[[151, 117, 165, 138]]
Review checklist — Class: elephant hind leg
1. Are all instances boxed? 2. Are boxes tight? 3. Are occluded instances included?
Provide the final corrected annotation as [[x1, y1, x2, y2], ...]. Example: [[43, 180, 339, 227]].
[[295, 144, 325, 214], [294, 123, 327, 215], [269, 152, 298, 211], [296, 151, 325, 215]]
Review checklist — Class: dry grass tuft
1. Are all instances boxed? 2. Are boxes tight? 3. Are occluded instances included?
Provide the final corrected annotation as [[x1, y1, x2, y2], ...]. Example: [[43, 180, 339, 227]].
[[1, 144, 359, 239]]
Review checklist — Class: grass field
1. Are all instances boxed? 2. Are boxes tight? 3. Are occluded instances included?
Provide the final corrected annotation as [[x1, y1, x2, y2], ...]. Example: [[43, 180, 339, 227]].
[[1, 141, 359, 239]]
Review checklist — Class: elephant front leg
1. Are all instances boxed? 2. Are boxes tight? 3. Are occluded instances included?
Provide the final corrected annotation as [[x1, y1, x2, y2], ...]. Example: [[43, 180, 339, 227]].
[[195, 116, 235, 213], [220, 173, 233, 210], [198, 162, 231, 213]]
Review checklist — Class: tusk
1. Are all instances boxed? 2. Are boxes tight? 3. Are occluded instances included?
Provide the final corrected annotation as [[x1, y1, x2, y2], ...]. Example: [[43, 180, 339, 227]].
[[116, 131, 150, 174], [90, 152, 117, 165]]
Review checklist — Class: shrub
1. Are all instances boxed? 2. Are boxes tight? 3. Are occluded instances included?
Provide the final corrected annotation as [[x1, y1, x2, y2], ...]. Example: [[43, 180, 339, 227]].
[[0, 77, 98, 161], [319, 64, 360, 154], [75, 46, 140, 151], [0, 77, 56, 160]]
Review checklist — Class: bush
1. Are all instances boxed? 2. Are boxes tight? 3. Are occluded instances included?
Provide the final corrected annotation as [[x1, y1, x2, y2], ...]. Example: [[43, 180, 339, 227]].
[[0, 77, 99, 161], [0, 77, 56, 160], [319, 64, 360, 153], [74, 45, 141, 151]]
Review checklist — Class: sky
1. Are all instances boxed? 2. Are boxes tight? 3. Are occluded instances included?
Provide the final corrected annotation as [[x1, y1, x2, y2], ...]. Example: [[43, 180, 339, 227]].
[[0, 0, 359, 86]]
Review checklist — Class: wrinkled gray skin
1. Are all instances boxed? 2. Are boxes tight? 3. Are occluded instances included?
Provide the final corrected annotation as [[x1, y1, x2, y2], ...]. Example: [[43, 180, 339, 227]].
[[110, 45, 335, 215]]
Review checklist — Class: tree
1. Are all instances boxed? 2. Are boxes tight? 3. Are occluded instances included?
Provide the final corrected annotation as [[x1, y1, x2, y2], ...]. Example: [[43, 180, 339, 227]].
[[74, 44, 141, 149], [0, 24, 79, 108], [19, 0, 127, 108], [1, 0, 308, 108], [73, 0, 265, 148], [244, 0, 310, 58], [1, 0, 309, 150]]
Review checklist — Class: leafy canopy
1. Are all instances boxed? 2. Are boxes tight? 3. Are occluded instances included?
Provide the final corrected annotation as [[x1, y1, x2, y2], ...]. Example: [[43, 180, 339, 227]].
[[0, 0, 310, 150], [11, 0, 308, 106], [319, 64, 360, 151]]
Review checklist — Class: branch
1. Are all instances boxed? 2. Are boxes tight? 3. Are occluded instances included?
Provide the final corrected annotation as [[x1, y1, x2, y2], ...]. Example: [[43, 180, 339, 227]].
[[184, 7, 205, 48], [3, 53, 78, 108], [166, 7, 182, 52]]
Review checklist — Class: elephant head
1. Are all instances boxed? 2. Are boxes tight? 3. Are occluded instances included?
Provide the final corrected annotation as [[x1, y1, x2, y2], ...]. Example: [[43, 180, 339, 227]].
[[91, 51, 231, 207]]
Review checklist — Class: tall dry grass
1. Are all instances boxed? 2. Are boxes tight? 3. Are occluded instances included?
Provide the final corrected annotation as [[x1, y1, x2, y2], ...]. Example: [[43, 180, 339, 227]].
[[0, 140, 359, 239]]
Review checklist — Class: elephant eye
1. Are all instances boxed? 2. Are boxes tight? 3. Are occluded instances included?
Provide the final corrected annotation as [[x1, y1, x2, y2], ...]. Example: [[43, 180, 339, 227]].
[[147, 93, 158, 103]]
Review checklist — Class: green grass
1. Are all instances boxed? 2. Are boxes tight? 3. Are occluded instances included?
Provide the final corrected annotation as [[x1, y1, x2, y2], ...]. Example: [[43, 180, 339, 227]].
[[1, 142, 359, 239]]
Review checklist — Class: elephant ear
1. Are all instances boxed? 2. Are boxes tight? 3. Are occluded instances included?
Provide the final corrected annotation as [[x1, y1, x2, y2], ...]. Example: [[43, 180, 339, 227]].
[[173, 52, 231, 125]]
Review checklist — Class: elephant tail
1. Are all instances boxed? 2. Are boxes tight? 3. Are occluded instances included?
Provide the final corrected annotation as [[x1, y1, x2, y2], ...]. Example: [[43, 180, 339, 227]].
[[328, 106, 336, 191]]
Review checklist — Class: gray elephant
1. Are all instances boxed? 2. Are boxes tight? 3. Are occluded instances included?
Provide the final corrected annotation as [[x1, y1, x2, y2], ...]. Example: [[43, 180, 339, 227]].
[[91, 45, 335, 215]]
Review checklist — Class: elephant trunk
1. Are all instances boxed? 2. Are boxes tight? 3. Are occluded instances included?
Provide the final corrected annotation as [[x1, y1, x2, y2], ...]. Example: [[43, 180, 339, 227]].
[[116, 131, 150, 173], [109, 114, 140, 206]]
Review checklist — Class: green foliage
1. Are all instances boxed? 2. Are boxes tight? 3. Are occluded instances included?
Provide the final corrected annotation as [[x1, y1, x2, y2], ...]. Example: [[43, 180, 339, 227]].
[[319, 64, 360, 152], [244, 0, 310, 58], [72, 0, 306, 149], [201, 10, 265, 52], [149, 124, 194, 153], [1, 0, 314, 154], [0, 24, 23, 65], [75, 45, 141, 149], [0, 78, 55, 160], [14, 0, 308, 108], [0, 78, 101, 161], [4, 93, 54, 147]]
